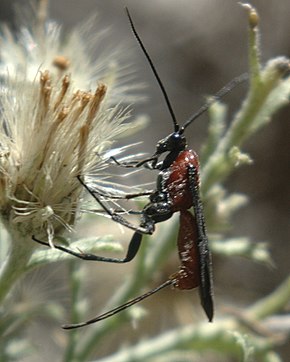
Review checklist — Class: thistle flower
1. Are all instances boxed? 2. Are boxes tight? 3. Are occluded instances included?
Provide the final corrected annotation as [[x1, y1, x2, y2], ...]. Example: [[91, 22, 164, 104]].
[[0, 3, 143, 271]]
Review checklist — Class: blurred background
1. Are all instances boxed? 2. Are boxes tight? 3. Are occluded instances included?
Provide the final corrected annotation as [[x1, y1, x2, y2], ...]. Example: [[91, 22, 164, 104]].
[[0, 0, 289, 361]]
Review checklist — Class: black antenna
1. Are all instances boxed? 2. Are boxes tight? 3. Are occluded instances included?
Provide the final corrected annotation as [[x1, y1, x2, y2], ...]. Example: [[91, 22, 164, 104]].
[[62, 279, 172, 329], [181, 72, 248, 132], [125, 7, 179, 132]]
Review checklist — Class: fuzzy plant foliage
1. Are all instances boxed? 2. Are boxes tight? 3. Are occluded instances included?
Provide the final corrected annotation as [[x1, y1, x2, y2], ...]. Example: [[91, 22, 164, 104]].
[[0, 2, 289, 362]]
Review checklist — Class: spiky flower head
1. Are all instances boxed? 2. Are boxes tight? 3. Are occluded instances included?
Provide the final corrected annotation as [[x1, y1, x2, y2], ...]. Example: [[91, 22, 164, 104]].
[[0, 2, 142, 246]]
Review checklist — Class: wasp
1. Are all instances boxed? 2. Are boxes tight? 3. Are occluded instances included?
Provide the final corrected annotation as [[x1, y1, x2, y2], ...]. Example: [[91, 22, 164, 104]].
[[33, 8, 247, 329]]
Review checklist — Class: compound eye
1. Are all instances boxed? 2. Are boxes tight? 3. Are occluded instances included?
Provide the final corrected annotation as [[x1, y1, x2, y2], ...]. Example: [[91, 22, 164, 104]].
[[171, 132, 181, 142], [156, 132, 185, 155], [168, 132, 183, 147]]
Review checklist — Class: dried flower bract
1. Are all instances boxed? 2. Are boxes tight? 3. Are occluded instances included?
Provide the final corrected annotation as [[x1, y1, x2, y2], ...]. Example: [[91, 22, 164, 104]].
[[0, 3, 143, 246]]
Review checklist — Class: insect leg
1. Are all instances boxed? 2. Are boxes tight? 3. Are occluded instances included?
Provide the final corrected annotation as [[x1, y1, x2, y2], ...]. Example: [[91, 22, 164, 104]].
[[91, 189, 153, 200], [77, 176, 152, 234], [32, 231, 143, 264], [188, 164, 214, 322], [110, 156, 157, 169], [62, 279, 173, 329]]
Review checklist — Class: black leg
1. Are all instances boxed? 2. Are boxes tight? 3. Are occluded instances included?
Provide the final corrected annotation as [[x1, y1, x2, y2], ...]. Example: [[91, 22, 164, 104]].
[[32, 231, 143, 264], [77, 176, 153, 234], [110, 156, 157, 169], [109, 156, 140, 168], [88, 208, 143, 216], [92, 189, 153, 201]]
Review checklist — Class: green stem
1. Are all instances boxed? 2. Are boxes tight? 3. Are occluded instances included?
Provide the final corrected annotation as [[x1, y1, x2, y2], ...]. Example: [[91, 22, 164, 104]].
[[263, 351, 283, 362], [0, 234, 33, 304], [63, 260, 83, 362], [201, 58, 289, 194], [75, 220, 178, 360], [74, 252, 148, 360], [246, 274, 290, 320], [92, 319, 272, 362], [90, 274, 290, 362]]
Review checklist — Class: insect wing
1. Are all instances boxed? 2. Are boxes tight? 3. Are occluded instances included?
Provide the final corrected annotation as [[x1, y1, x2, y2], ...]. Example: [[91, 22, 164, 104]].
[[188, 164, 214, 321]]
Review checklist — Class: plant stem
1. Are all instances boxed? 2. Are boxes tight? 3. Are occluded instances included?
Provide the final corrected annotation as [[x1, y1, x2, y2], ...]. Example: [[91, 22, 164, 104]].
[[75, 220, 177, 360], [246, 274, 290, 320], [0, 233, 34, 304], [92, 318, 273, 362], [91, 273, 290, 362], [63, 260, 83, 362]]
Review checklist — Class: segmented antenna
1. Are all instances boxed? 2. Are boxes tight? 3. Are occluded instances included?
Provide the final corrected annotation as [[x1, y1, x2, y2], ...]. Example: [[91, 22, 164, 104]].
[[125, 7, 179, 132], [126, 7, 248, 135], [181, 72, 248, 132]]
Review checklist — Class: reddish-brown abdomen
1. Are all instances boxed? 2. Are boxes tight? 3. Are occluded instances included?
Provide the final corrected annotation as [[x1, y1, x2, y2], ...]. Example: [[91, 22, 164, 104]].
[[172, 210, 200, 290], [166, 150, 199, 212]]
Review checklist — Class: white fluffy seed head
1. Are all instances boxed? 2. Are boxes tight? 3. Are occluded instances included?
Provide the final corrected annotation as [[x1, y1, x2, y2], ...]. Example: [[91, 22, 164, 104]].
[[0, 3, 145, 244]]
